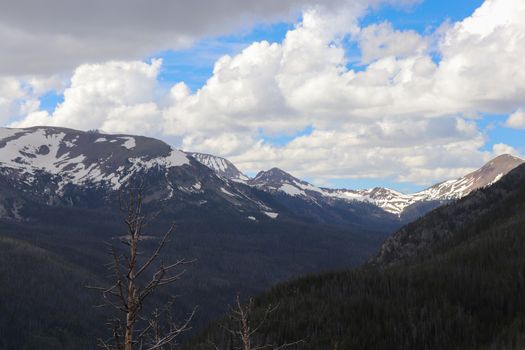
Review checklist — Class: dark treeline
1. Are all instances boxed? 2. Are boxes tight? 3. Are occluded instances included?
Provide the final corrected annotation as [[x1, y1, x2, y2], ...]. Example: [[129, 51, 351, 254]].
[[187, 166, 525, 350]]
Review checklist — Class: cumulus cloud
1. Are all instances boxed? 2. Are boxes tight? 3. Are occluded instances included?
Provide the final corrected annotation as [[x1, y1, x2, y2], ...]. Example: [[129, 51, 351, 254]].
[[359, 22, 428, 64], [26, 75, 67, 96], [435, 0, 525, 114], [228, 117, 488, 184], [492, 143, 521, 157], [505, 109, 525, 130], [0, 77, 48, 124], [8, 0, 525, 188], [12, 60, 164, 134], [0, 78, 26, 123]]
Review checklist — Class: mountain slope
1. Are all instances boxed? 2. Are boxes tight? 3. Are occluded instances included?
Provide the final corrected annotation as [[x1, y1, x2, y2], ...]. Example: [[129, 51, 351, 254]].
[[373, 159, 525, 266], [189, 163, 525, 350], [1, 126, 522, 349], [417, 154, 524, 200]]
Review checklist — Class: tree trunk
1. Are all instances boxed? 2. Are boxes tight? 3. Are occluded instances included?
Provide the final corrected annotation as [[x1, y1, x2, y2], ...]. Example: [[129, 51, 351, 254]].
[[124, 280, 136, 350]]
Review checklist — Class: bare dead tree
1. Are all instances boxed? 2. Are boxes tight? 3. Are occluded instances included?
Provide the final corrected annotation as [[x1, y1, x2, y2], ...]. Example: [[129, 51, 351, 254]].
[[91, 182, 195, 350], [212, 296, 303, 350]]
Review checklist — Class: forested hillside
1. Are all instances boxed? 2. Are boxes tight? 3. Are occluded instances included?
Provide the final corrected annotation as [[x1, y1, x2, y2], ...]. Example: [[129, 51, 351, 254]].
[[0, 236, 106, 350], [189, 164, 525, 350]]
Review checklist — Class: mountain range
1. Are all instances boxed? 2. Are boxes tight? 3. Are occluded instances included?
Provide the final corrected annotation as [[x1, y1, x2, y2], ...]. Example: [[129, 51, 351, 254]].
[[188, 151, 523, 216], [0, 125, 523, 349], [0, 126, 521, 222]]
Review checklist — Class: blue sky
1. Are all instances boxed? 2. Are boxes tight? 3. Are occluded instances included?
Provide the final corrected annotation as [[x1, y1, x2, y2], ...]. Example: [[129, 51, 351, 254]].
[[152, 22, 295, 92], [14, 0, 525, 193], [361, 0, 484, 32]]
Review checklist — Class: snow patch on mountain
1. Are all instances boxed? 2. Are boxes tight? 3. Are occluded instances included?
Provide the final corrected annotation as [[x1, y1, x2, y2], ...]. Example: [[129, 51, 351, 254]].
[[279, 183, 306, 196], [488, 173, 503, 186], [220, 187, 238, 197], [128, 149, 189, 171], [119, 137, 136, 149], [263, 211, 279, 219]]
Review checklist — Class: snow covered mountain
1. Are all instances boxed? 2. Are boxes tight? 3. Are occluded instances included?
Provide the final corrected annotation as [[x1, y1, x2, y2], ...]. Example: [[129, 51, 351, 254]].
[[0, 126, 286, 222], [249, 168, 323, 196], [245, 169, 422, 215], [0, 126, 189, 190], [1, 126, 520, 222], [357, 154, 524, 214], [414, 154, 524, 200], [326, 187, 415, 215], [0, 126, 395, 231], [192, 152, 524, 216], [187, 152, 249, 182]]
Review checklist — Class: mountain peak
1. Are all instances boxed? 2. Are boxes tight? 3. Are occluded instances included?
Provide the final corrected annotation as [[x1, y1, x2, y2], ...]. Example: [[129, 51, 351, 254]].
[[187, 152, 248, 182], [249, 167, 325, 198], [252, 167, 300, 185], [412, 153, 524, 205], [254, 167, 291, 178], [492, 153, 522, 161], [482, 153, 523, 171]]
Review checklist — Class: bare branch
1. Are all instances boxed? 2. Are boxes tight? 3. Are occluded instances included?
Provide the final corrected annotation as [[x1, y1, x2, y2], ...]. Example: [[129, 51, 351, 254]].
[[135, 224, 175, 278], [219, 296, 304, 350], [92, 182, 194, 350]]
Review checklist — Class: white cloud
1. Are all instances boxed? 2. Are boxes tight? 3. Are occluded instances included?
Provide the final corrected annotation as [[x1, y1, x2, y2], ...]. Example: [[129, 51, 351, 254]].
[[435, 0, 525, 114], [0, 78, 26, 122], [491, 143, 521, 158], [0, 74, 68, 125], [9, 0, 525, 188], [11, 60, 164, 134], [0, 77, 45, 124], [26, 75, 67, 96], [227, 117, 487, 184], [505, 109, 525, 130], [359, 22, 428, 64]]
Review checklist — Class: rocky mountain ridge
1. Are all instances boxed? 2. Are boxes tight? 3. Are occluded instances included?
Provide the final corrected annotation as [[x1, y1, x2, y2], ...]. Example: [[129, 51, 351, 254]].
[[0, 126, 521, 221], [193, 150, 523, 215]]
